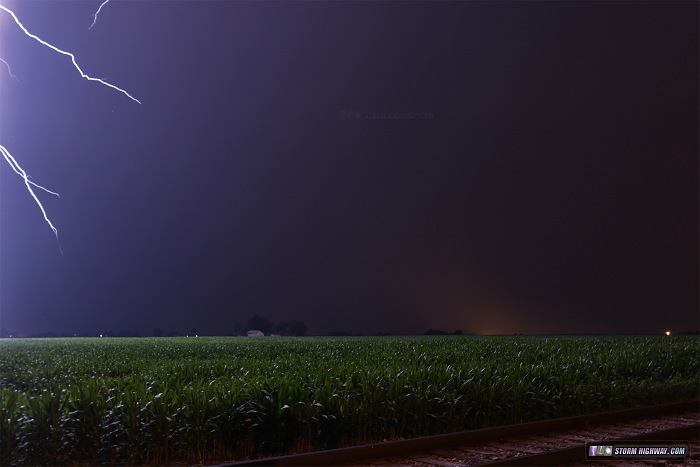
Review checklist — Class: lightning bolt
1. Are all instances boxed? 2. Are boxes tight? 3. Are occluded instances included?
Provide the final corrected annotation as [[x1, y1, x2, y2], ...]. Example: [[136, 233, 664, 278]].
[[0, 2, 140, 247], [0, 58, 20, 83], [0, 145, 60, 239], [0, 5, 140, 104], [89, 0, 110, 30], [1, 59, 60, 246]]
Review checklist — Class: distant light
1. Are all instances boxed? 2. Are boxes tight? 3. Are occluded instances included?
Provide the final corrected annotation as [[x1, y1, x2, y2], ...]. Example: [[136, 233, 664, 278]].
[[99, 334, 103, 337], [665, 331, 671, 336]]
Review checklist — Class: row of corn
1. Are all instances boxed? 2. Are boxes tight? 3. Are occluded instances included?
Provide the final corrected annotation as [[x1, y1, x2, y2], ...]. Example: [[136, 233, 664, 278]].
[[0, 335, 697, 465]]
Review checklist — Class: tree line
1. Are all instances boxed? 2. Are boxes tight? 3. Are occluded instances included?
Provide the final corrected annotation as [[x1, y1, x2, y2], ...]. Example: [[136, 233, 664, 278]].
[[232, 315, 308, 336]]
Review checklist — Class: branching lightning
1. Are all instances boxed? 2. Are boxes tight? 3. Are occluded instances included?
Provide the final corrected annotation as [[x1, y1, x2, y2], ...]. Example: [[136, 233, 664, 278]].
[[0, 5, 140, 104], [0, 2, 140, 246], [0, 145, 60, 238], [89, 0, 110, 30]]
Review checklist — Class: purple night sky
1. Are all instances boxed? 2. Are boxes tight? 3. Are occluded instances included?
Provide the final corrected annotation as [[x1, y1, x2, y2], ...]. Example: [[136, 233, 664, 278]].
[[1, 1, 697, 336]]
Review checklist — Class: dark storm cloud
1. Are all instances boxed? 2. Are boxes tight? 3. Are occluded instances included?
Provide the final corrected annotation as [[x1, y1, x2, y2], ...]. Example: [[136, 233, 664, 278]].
[[1, 1, 697, 336]]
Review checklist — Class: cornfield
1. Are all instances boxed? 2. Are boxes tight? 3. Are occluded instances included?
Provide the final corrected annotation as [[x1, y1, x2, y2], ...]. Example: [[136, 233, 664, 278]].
[[0, 335, 697, 465]]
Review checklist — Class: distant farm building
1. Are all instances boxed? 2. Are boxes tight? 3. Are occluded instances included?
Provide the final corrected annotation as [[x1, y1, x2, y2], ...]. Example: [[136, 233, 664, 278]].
[[246, 330, 264, 337]]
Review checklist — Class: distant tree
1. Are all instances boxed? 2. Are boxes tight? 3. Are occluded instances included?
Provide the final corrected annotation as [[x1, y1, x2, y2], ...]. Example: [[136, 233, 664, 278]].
[[189, 328, 198, 337], [167, 331, 182, 337], [328, 331, 352, 336], [246, 315, 273, 335], [153, 327, 164, 337], [453, 329, 463, 335], [287, 320, 307, 336], [424, 329, 448, 335], [233, 320, 244, 336], [272, 321, 289, 335]]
